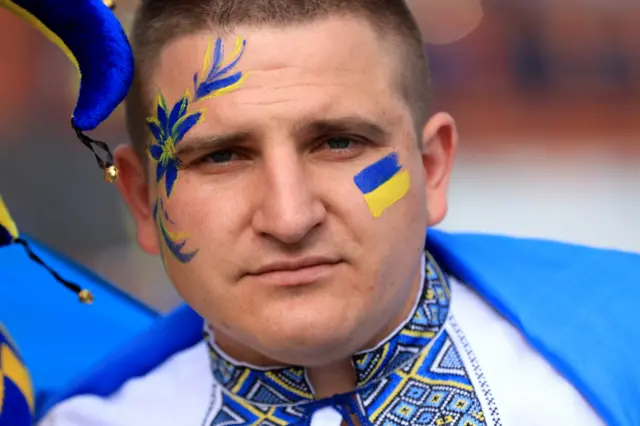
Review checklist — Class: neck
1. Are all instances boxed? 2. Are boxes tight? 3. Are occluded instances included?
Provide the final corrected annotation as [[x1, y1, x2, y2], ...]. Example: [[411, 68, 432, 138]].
[[307, 359, 357, 399], [308, 269, 422, 397]]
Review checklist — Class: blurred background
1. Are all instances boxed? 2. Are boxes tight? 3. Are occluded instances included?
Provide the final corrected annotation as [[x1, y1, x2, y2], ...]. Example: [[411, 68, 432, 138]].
[[0, 0, 638, 312]]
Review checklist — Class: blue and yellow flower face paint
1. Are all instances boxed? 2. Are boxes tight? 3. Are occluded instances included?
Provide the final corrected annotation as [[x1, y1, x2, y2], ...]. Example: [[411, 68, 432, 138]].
[[147, 36, 248, 264], [153, 199, 198, 264], [354, 152, 410, 218], [194, 36, 248, 101], [147, 90, 205, 198], [147, 36, 248, 198]]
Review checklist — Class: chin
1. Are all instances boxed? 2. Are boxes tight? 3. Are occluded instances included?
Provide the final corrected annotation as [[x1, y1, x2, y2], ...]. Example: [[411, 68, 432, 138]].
[[252, 306, 364, 366]]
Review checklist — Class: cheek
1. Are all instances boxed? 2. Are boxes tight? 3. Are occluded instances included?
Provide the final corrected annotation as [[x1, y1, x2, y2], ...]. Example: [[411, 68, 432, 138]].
[[164, 176, 247, 248], [352, 164, 426, 270], [350, 158, 423, 223], [404, 167, 428, 220]]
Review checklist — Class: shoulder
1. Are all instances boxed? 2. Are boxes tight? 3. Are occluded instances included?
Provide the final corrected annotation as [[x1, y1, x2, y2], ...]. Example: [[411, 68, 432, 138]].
[[448, 277, 604, 426], [38, 341, 212, 426]]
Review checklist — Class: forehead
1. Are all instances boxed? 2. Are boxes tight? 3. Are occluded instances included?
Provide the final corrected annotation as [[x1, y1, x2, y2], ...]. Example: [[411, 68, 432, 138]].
[[151, 16, 409, 135]]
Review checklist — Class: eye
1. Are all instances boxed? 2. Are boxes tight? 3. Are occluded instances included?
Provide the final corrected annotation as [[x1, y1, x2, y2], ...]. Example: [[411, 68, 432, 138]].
[[326, 136, 355, 151], [189, 148, 249, 171], [207, 149, 236, 164], [319, 136, 368, 155]]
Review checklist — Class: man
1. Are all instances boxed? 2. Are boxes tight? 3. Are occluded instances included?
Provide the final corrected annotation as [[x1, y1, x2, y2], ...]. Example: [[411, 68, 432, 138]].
[[39, 0, 640, 425]]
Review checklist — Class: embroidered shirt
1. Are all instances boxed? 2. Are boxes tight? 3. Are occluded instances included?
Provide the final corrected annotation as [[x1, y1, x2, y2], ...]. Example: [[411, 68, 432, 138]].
[[202, 253, 499, 426]]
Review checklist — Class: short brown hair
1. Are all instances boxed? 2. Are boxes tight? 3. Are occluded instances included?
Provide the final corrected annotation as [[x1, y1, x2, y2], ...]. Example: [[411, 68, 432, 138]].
[[126, 0, 431, 159]]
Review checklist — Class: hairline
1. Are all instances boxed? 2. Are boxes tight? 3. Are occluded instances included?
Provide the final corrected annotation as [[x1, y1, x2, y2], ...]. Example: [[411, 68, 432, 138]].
[[127, 14, 429, 160]]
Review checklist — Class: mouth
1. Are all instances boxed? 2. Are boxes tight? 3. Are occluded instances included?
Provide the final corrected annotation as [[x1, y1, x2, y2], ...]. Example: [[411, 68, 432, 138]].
[[248, 257, 342, 287]]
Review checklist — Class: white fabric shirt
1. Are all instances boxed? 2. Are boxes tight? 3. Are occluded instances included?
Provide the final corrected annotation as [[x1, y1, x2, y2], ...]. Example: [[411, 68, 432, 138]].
[[39, 278, 604, 426]]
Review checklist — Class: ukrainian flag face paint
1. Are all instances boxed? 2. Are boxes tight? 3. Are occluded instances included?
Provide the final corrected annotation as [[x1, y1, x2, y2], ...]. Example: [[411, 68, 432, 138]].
[[354, 152, 411, 218]]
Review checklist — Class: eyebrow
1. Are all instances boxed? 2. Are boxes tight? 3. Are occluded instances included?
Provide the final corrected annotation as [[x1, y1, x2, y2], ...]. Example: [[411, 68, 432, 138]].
[[175, 116, 390, 159], [296, 116, 390, 141], [175, 131, 251, 159]]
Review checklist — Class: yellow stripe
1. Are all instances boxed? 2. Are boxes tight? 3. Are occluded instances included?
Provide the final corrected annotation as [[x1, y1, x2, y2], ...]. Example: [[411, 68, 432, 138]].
[[1, 343, 35, 413], [0, 0, 80, 71], [201, 38, 213, 80], [225, 392, 288, 425], [264, 371, 314, 399], [362, 169, 410, 218], [400, 329, 436, 339], [232, 36, 244, 56], [230, 368, 250, 393], [0, 194, 19, 240]]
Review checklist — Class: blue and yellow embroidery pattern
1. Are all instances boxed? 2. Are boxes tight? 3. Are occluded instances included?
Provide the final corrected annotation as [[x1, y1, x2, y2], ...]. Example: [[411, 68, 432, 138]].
[[0, 325, 33, 426], [207, 339, 314, 405], [209, 391, 305, 426], [205, 253, 492, 426], [359, 331, 486, 426], [353, 258, 449, 387], [147, 36, 248, 263]]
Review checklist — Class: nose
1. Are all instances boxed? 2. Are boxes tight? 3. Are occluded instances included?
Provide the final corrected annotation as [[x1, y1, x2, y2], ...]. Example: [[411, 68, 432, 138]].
[[252, 157, 326, 245]]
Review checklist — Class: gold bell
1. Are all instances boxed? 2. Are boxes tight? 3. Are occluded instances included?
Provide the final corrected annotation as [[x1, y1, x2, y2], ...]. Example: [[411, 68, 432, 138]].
[[104, 165, 118, 183], [103, 0, 116, 10], [78, 289, 94, 304]]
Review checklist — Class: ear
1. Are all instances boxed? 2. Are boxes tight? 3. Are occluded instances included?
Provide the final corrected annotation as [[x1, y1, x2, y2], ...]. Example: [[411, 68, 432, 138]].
[[420, 112, 458, 226], [114, 144, 160, 255]]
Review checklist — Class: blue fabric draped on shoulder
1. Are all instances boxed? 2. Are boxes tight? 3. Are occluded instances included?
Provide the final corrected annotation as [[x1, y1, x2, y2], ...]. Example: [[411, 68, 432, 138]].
[[427, 230, 640, 426], [0, 237, 158, 420], [0, 0, 134, 131]]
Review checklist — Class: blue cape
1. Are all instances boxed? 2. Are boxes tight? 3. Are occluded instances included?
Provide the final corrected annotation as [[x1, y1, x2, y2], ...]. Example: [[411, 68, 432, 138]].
[[0, 237, 158, 415], [5, 230, 638, 425]]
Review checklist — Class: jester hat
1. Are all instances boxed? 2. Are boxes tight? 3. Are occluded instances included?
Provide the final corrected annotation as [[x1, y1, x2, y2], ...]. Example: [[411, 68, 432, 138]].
[[0, 1, 155, 424]]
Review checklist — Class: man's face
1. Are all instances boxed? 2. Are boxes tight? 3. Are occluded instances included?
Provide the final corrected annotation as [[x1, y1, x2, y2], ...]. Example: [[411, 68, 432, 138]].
[[118, 16, 456, 365]]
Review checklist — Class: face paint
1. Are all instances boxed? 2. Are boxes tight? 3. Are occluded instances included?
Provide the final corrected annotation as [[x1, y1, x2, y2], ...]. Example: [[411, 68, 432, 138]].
[[147, 36, 248, 198], [147, 91, 204, 197], [353, 152, 410, 218], [194, 36, 248, 101], [153, 199, 198, 264], [147, 36, 249, 263]]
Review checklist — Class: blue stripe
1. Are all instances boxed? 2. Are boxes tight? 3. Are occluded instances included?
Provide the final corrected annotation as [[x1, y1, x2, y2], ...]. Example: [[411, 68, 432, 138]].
[[354, 153, 402, 194], [0, 378, 32, 426]]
